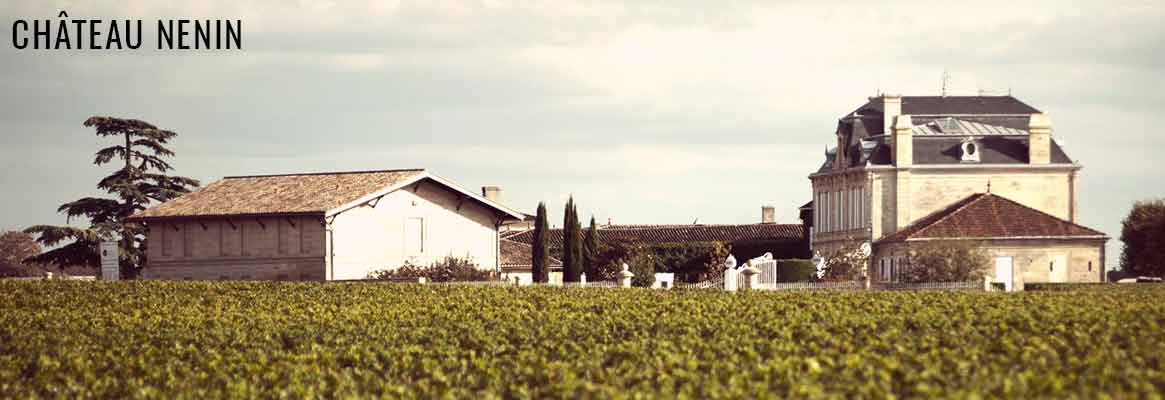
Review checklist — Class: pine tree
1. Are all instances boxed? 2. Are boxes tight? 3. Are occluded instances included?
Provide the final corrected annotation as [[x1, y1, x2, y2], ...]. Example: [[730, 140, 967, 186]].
[[583, 216, 600, 279], [563, 197, 583, 282], [531, 202, 550, 283], [24, 117, 199, 277]]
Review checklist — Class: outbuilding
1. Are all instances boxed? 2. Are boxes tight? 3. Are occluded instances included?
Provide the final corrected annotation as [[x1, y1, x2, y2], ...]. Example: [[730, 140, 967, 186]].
[[127, 169, 525, 280]]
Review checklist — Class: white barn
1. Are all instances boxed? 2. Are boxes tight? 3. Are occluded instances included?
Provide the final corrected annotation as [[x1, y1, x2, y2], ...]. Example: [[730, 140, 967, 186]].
[[128, 169, 525, 280]]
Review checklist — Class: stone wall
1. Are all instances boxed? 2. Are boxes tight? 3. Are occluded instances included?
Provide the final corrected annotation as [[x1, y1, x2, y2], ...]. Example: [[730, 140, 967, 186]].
[[873, 238, 1104, 284], [143, 216, 326, 280]]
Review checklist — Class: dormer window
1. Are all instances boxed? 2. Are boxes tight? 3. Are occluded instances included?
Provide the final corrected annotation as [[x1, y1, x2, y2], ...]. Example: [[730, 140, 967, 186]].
[[960, 138, 980, 162]]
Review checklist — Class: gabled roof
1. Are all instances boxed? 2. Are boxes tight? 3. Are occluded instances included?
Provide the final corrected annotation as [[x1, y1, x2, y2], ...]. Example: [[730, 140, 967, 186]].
[[500, 239, 562, 269], [504, 223, 803, 248], [876, 193, 1106, 243], [128, 169, 525, 221]]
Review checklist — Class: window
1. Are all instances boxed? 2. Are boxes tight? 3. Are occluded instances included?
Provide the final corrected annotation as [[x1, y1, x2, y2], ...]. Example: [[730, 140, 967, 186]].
[[960, 138, 981, 162], [1088, 261, 1093, 272]]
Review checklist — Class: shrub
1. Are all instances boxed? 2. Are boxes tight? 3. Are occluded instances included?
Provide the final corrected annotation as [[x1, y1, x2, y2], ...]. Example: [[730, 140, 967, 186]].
[[591, 240, 730, 284], [368, 256, 494, 282], [820, 239, 868, 282], [776, 259, 816, 282], [901, 241, 990, 283]]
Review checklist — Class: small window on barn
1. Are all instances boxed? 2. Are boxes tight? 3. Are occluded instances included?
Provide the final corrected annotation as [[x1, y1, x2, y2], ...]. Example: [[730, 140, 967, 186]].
[[1088, 261, 1092, 272]]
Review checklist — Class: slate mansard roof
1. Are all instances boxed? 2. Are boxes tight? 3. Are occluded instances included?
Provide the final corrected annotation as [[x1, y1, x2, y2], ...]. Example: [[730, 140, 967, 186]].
[[128, 169, 525, 221], [503, 223, 803, 248], [876, 193, 1107, 244], [817, 95, 1075, 174]]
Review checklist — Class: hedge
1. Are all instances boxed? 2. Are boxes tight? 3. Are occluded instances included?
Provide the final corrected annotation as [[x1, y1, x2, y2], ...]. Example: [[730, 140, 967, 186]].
[[776, 259, 817, 282]]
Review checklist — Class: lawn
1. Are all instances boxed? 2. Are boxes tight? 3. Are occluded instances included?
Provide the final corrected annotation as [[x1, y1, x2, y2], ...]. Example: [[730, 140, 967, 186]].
[[2, 281, 1163, 398]]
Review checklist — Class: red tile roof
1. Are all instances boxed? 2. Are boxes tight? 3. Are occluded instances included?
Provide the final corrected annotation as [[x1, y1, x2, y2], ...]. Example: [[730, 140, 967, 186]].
[[499, 239, 562, 268], [876, 193, 1106, 243], [503, 223, 803, 247]]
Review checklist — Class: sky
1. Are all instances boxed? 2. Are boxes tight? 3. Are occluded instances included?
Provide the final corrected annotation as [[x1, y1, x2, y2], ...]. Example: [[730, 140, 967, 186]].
[[1, 1, 1162, 269]]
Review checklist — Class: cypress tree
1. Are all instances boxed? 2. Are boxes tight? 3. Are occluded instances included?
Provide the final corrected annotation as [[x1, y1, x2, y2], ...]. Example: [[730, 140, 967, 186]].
[[583, 216, 599, 279], [563, 197, 583, 282], [531, 202, 550, 283]]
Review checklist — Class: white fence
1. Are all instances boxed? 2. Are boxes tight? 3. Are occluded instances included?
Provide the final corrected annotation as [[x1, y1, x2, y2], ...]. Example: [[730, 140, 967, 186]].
[[759, 281, 864, 291]]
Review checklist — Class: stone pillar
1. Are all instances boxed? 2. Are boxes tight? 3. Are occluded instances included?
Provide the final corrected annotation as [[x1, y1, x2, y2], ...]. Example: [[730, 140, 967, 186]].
[[1028, 113, 1052, 165], [892, 115, 913, 167], [580, 272, 587, 286], [881, 95, 902, 134], [723, 255, 738, 291], [619, 263, 634, 288], [984, 275, 993, 292], [741, 266, 761, 290]]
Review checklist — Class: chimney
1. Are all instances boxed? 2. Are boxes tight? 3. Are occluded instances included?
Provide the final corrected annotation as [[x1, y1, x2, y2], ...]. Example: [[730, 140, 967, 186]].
[[892, 115, 913, 166], [761, 205, 776, 224], [1028, 113, 1051, 164], [481, 186, 502, 203], [881, 95, 902, 134]]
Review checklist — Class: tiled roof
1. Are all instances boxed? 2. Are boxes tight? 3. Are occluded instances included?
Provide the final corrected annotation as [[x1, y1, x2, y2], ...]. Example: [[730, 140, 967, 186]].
[[131, 169, 425, 219], [876, 193, 1106, 243], [499, 239, 562, 268], [503, 223, 803, 248]]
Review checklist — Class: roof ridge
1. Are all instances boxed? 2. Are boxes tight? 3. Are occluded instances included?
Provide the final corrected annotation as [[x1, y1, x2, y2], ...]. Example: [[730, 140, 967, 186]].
[[225, 168, 425, 179], [903, 193, 988, 239]]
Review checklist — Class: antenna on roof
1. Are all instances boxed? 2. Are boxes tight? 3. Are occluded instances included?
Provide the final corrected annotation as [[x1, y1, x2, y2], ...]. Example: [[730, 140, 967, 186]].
[[986, 179, 992, 193], [692, 218, 699, 225], [941, 69, 951, 97]]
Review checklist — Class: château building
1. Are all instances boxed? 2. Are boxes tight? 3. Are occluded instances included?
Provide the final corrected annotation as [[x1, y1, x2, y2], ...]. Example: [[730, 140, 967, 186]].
[[808, 95, 1107, 289]]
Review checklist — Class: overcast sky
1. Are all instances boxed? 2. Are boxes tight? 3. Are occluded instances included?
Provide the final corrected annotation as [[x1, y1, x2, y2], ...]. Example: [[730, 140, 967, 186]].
[[2, 1, 1162, 268]]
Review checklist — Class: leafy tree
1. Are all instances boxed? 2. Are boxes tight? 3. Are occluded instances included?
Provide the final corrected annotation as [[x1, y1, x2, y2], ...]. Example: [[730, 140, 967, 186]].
[[1, 231, 43, 277], [902, 241, 989, 283], [562, 197, 583, 282], [819, 239, 868, 282], [23, 117, 199, 278], [583, 216, 599, 279], [531, 202, 550, 283], [1120, 199, 1165, 277]]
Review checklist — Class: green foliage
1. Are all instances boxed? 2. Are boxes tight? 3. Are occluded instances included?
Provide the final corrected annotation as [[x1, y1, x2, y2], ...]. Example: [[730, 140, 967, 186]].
[[1024, 282, 1130, 291], [3, 282, 1165, 398], [820, 239, 868, 282], [1120, 198, 1165, 277], [902, 241, 990, 283], [776, 259, 816, 282], [0, 231, 43, 277], [562, 197, 582, 282], [590, 240, 728, 283], [367, 257, 494, 282], [583, 217, 599, 279], [23, 117, 199, 277], [531, 202, 550, 283]]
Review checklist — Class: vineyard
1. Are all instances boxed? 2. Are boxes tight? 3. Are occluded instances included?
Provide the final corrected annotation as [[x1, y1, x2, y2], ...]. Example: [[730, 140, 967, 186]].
[[2, 281, 1164, 398]]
